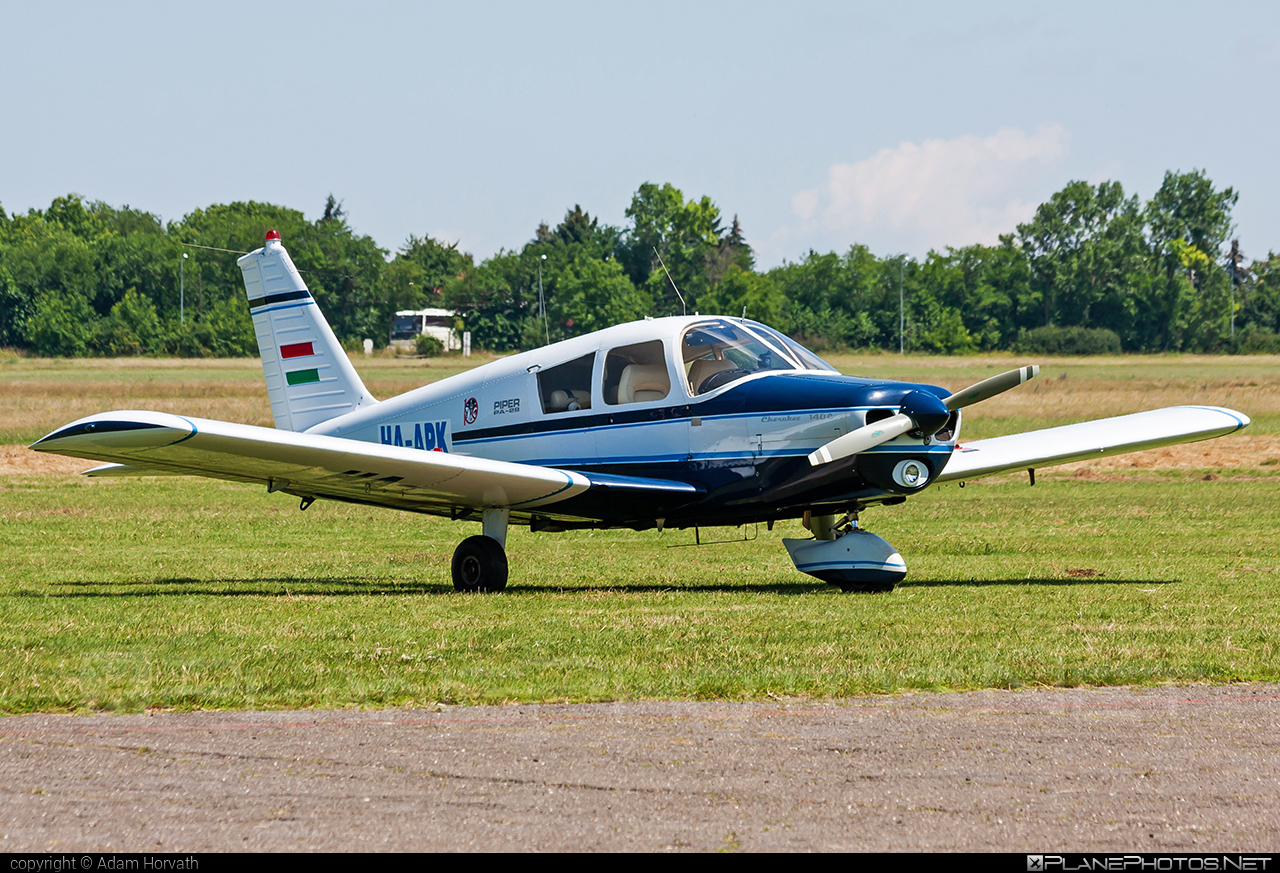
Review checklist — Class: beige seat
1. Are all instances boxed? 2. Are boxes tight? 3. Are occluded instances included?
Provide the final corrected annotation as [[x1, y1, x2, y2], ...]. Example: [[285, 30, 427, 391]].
[[618, 364, 670, 403], [687, 357, 736, 394], [546, 389, 570, 411]]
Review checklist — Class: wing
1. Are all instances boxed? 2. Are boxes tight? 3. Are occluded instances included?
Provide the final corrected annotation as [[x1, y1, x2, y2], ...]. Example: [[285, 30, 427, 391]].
[[935, 406, 1249, 484], [31, 411, 699, 519]]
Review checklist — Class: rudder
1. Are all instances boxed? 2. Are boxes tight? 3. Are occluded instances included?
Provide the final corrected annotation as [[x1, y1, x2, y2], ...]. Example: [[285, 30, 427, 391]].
[[237, 230, 376, 431]]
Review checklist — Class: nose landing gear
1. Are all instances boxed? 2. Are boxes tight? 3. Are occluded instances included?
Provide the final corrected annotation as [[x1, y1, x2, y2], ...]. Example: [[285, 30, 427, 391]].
[[782, 511, 905, 593]]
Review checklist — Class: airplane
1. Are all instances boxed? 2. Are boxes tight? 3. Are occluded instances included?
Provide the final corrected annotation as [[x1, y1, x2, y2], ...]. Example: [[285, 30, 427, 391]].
[[30, 230, 1251, 593]]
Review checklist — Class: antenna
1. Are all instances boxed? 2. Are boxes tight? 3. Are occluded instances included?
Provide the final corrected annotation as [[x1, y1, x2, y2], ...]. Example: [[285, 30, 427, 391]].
[[652, 247, 687, 316], [538, 254, 549, 346]]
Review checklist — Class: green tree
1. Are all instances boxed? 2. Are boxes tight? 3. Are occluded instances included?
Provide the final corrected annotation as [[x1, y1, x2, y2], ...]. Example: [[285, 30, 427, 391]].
[[545, 253, 650, 339], [1142, 170, 1238, 351], [385, 235, 474, 316], [545, 204, 622, 260], [443, 251, 531, 352], [699, 265, 785, 327], [1016, 180, 1146, 340], [93, 288, 164, 355], [173, 198, 389, 346], [1147, 170, 1237, 263], [618, 182, 730, 315], [769, 246, 895, 348], [26, 291, 96, 356]]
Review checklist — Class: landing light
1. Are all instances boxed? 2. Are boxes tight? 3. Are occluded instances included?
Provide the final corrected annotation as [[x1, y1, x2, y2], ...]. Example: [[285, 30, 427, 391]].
[[893, 459, 926, 489]]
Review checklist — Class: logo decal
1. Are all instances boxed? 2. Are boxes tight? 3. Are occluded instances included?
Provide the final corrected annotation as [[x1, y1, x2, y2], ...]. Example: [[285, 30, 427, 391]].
[[463, 397, 479, 425]]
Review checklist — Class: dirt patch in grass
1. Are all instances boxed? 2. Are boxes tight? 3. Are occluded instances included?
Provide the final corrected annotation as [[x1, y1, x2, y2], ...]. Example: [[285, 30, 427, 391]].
[[1050, 434, 1280, 475], [0, 445, 98, 476]]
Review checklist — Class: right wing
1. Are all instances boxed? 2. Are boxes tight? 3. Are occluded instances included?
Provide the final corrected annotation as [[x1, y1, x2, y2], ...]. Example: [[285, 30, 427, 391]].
[[31, 411, 700, 518], [935, 406, 1249, 484]]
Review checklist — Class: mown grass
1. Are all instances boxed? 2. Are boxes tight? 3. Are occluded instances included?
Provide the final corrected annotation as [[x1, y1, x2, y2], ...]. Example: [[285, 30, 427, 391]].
[[1, 471, 1277, 713], [2, 351, 1277, 713]]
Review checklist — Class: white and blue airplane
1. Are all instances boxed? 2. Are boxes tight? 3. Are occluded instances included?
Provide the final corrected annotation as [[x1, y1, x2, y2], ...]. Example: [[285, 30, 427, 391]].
[[31, 231, 1251, 593]]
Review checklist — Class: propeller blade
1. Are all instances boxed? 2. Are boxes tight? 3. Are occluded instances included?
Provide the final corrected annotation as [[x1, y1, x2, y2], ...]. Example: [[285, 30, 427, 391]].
[[808, 413, 914, 466], [808, 367, 1040, 467], [942, 365, 1039, 411]]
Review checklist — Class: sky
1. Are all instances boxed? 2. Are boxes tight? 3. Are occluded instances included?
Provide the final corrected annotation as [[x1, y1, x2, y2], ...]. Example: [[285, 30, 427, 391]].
[[2, 1, 1277, 268]]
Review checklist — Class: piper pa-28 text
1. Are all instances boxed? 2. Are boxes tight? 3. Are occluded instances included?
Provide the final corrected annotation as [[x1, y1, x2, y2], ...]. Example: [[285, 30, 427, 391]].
[[32, 231, 1251, 593]]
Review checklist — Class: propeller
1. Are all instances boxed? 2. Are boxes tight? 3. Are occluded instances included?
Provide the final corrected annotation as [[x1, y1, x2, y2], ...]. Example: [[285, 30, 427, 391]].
[[807, 365, 1040, 466]]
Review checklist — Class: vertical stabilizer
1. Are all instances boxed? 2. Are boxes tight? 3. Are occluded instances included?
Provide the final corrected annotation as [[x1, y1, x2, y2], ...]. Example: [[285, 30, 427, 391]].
[[237, 231, 376, 432]]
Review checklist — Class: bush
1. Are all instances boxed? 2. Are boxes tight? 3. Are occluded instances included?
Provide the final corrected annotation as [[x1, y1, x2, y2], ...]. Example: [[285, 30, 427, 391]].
[[1015, 326, 1122, 355], [26, 293, 96, 356], [1236, 329, 1280, 354], [414, 333, 445, 356], [93, 288, 163, 355]]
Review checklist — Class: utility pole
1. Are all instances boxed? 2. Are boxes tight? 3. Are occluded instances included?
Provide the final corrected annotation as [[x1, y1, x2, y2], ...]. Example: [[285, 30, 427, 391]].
[[180, 252, 188, 326], [1227, 239, 1243, 340]]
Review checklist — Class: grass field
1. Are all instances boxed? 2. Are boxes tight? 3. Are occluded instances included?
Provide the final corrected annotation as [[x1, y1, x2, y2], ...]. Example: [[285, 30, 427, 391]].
[[2, 350, 1278, 713]]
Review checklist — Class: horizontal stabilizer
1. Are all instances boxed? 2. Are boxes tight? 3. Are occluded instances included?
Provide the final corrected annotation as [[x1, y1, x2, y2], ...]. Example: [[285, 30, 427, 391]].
[[936, 406, 1249, 484]]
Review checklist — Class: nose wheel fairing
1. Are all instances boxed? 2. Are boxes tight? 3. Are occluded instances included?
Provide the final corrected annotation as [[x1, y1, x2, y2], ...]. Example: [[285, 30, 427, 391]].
[[782, 528, 906, 593]]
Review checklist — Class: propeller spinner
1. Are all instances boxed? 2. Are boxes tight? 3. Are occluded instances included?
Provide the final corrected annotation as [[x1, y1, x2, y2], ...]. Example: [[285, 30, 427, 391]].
[[807, 365, 1040, 467]]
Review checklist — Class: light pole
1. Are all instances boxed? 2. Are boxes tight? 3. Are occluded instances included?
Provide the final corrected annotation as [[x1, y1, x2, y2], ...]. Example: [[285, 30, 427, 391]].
[[181, 252, 188, 326]]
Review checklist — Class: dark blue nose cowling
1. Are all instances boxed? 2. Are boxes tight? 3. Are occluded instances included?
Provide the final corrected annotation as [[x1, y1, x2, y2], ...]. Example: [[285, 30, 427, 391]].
[[899, 390, 950, 437]]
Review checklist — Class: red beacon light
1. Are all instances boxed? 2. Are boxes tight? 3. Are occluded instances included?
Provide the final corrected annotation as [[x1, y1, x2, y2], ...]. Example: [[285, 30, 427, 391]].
[[265, 229, 281, 242]]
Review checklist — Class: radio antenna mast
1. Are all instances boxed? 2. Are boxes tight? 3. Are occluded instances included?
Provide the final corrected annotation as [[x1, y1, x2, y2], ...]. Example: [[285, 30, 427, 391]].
[[653, 247, 687, 316]]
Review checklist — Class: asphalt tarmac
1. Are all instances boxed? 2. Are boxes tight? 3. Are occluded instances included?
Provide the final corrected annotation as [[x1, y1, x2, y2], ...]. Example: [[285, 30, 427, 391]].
[[2, 684, 1278, 852]]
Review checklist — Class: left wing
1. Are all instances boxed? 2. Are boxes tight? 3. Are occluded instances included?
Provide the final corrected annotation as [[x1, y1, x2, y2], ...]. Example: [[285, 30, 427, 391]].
[[935, 405, 1249, 484], [31, 411, 699, 517]]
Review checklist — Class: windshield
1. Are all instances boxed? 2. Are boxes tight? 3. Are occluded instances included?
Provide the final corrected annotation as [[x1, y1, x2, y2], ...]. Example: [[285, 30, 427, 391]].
[[756, 325, 837, 372], [681, 319, 835, 395]]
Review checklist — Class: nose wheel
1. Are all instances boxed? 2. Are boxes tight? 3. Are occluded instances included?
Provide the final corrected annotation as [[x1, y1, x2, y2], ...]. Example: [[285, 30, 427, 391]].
[[783, 513, 906, 593]]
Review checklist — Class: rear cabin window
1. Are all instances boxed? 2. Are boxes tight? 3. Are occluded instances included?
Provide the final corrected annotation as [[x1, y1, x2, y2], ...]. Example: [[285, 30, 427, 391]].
[[603, 341, 670, 405], [537, 353, 595, 414]]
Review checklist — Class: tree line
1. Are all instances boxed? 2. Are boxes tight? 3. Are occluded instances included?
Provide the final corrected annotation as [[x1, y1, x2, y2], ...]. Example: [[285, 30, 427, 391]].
[[2, 171, 1278, 358]]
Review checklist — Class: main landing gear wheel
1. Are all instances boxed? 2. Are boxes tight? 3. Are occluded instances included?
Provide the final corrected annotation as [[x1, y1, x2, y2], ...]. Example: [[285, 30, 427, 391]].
[[451, 535, 508, 593]]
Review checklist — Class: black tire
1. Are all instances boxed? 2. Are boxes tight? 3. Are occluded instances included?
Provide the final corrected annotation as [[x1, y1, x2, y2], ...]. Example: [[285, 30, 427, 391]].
[[451, 535, 509, 593]]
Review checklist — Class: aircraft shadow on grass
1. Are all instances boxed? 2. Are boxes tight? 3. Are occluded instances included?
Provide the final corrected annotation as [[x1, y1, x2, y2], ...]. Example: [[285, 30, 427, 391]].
[[912, 577, 1178, 589], [29, 576, 1176, 597], [36, 577, 818, 597]]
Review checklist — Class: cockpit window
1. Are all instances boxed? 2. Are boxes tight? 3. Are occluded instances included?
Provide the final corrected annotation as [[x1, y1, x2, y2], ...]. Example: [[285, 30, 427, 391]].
[[681, 319, 834, 395], [537, 353, 595, 414], [762, 327, 838, 373]]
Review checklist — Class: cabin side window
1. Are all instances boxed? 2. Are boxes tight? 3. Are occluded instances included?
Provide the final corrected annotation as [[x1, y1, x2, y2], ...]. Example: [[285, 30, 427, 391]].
[[537, 353, 595, 414], [603, 341, 670, 405]]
